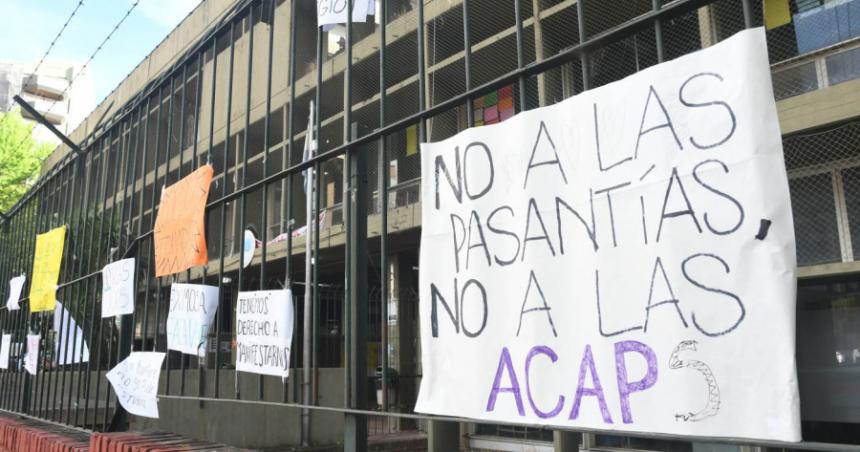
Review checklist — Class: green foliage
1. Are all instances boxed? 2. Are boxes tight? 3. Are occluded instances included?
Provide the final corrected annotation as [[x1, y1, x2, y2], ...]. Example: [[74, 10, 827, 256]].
[[0, 109, 54, 212]]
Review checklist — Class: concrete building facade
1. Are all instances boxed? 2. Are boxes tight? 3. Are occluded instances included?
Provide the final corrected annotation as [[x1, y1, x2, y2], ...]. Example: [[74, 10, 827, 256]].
[[2, 0, 860, 451]]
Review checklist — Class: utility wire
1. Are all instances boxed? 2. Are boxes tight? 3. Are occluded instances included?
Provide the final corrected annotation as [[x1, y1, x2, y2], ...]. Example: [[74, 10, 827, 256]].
[[0, 1, 85, 127], [43, 0, 142, 118], [31, 0, 86, 77], [12, 1, 141, 150]]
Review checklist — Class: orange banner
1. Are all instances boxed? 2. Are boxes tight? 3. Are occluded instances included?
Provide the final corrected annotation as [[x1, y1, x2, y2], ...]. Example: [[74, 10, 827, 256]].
[[153, 165, 213, 277]]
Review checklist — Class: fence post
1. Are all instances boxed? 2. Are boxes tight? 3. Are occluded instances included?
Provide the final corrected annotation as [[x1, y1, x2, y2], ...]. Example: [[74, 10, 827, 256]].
[[428, 420, 460, 451], [107, 311, 135, 431], [345, 146, 368, 451], [554, 431, 581, 452]]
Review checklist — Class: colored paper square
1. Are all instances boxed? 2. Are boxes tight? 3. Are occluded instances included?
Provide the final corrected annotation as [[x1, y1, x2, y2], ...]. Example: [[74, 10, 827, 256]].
[[764, 0, 791, 30], [406, 125, 418, 156], [485, 105, 499, 124], [484, 91, 498, 106]]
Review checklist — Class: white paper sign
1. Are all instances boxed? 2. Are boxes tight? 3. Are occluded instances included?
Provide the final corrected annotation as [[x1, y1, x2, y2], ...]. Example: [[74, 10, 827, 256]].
[[0, 334, 10, 370], [6, 275, 25, 311], [24, 334, 39, 375], [416, 29, 800, 442], [107, 352, 166, 419], [317, 0, 373, 28], [54, 301, 90, 365], [102, 258, 135, 318], [235, 289, 294, 378], [166, 283, 219, 357], [242, 230, 256, 269]]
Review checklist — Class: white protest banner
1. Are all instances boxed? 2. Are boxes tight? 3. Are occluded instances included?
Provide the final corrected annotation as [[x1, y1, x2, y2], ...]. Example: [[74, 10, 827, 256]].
[[102, 258, 135, 318], [317, 0, 372, 28], [107, 352, 165, 419], [54, 301, 90, 365], [166, 284, 219, 357], [416, 28, 800, 442], [6, 275, 25, 311], [0, 334, 10, 370], [24, 334, 39, 375], [235, 289, 294, 378]]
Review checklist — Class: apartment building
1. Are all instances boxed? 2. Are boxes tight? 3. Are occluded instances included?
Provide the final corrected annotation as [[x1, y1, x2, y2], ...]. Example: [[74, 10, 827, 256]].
[[0, 60, 94, 144]]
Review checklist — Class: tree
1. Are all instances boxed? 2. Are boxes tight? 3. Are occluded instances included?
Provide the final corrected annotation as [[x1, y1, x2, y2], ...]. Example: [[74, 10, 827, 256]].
[[0, 108, 54, 212]]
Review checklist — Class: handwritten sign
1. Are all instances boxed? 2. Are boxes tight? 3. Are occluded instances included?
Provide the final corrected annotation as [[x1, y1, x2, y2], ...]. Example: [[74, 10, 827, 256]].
[[317, 0, 374, 28], [415, 29, 800, 442], [166, 283, 219, 356], [24, 334, 39, 375], [54, 301, 89, 365], [0, 334, 10, 370], [6, 275, 25, 311], [107, 352, 165, 419], [153, 165, 213, 277], [235, 289, 294, 378], [29, 226, 66, 312], [102, 258, 135, 318]]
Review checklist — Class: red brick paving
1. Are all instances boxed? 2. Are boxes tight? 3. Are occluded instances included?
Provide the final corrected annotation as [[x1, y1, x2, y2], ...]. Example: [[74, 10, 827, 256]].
[[0, 415, 242, 451]]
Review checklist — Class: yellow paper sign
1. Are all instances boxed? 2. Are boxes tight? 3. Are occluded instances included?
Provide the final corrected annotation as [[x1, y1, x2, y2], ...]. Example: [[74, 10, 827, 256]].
[[153, 165, 213, 277], [406, 125, 418, 156], [29, 226, 66, 313], [763, 0, 791, 30]]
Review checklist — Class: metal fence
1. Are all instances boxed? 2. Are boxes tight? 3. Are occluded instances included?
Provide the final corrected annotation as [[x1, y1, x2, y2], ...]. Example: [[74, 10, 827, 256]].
[[1, 0, 860, 451]]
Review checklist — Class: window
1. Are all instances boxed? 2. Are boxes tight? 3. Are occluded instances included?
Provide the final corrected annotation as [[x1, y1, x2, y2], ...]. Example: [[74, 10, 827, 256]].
[[474, 423, 553, 442], [795, 279, 860, 444], [840, 166, 860, 257], [826, 46, 860, 86], [594, 434, 691, 451], [772, 61, 819, 100], [790, 172, 842, 265], [785, 122, 860, 267]]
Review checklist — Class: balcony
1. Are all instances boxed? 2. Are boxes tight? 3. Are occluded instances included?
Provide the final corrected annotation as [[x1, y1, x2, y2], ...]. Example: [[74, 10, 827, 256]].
[[22, 74, 67, 101], [772, 40, 860, 100], [793, 0, 860, 54], [18, 93, 65, 125]]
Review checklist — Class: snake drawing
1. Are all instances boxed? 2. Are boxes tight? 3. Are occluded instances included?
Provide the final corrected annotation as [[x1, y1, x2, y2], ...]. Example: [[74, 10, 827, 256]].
[[668, 340, 720, 422]]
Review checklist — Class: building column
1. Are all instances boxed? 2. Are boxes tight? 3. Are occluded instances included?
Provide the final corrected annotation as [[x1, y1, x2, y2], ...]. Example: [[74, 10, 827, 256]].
[[554, 431, 580, 452], [428, 420, 460, 452]]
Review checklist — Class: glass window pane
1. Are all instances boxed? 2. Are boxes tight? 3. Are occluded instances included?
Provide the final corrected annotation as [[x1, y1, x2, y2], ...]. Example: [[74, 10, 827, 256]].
[[789, 172, 841, 266], [841, 166, 860, 259], [797, 281, 860, 426], [827, 46, 860, 86], [772, 62, 819, 100]]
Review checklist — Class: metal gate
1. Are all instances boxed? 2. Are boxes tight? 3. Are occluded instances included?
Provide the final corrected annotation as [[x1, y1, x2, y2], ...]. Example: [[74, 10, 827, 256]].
[[1, 0, 859, 450]]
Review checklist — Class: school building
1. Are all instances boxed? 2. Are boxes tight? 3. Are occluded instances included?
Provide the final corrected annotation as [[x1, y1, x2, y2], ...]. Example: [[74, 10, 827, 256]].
[[2, 0, 860, 451]]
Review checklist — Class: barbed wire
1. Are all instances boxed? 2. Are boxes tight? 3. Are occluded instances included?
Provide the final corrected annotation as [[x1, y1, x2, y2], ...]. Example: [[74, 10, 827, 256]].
[[42, 0, 142, 118], [30, 1, 86, 77], [0, 1, 85, 128], [11, 0, 141, 150]]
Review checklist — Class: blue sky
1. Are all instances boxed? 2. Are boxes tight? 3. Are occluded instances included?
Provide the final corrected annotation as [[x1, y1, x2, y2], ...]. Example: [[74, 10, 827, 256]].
[[1, 0, 201, 106]]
